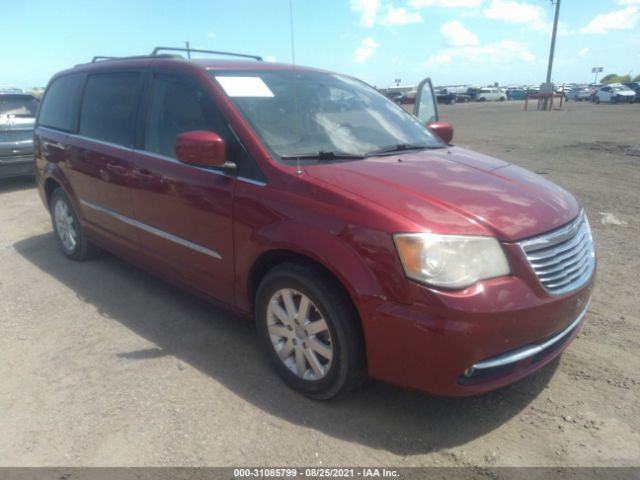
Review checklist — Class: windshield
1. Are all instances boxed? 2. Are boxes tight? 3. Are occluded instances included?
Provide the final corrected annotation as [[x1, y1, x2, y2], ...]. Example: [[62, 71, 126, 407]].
[[613, 86, 630, 92], [0, 95, 39, 116], [211, 70, 444, 161]]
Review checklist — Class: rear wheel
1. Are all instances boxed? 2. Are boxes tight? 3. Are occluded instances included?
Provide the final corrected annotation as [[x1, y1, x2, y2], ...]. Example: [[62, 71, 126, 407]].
[[50, 188, 99, 260], [255, 262, 365, 399]]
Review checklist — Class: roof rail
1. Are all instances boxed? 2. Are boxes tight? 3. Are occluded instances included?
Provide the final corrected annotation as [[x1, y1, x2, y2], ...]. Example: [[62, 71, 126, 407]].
[[151, 46, 262, 61], [91, 56, 118, 63], [77, 54, 179, 67]]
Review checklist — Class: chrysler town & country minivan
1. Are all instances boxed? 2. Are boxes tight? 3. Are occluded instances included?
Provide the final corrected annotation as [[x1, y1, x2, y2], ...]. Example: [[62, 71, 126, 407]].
[[34, 48, 595, 399]]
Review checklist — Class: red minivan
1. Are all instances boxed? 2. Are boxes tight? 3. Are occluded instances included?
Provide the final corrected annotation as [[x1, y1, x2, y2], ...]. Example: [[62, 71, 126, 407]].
[[34, 48, 595, 399]]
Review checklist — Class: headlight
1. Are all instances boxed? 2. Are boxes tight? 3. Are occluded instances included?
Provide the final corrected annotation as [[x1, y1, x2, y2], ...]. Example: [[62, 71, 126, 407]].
[[393, 233, 510, 290]]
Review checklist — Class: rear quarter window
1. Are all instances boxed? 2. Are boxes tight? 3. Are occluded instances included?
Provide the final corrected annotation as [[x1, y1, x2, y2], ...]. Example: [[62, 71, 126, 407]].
[[79, 72, 142, 147], [38, 74, 84, 131]]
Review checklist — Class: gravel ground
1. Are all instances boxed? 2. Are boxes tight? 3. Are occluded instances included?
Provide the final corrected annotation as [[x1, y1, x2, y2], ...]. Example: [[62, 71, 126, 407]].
[[0, 100, 638, 468]]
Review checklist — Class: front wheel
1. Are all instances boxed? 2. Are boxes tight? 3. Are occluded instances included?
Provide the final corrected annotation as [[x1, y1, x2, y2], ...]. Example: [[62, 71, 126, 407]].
[[255, 263, 365, 400], [50, 188, 99, 260]]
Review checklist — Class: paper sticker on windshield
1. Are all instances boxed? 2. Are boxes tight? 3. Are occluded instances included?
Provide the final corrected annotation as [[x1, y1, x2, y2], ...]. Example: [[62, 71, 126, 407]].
[[216, 76, 274, 97]]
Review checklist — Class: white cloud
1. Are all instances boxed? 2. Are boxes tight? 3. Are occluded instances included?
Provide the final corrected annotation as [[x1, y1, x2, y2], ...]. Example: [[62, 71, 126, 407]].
[[483, 0, 547, 31], [380, 6, 423, 25], [207, 32, 216, 38], [434, 53, 453, 63], [351, 0, 422, 26], [580, 6, 640, 34], [440, 20, 479, 46], [426, 39, 535, 67], [265, 55, 277, 62], [616, 0, 640, 4], [578, 48, 589, 57], [353, 37, 380, 63], [350, 0, 381, 27], [410, 0, 484, 7]]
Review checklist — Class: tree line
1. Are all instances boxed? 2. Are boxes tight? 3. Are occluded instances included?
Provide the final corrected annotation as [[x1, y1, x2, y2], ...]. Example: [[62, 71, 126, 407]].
[[600, 73, 640, 84]]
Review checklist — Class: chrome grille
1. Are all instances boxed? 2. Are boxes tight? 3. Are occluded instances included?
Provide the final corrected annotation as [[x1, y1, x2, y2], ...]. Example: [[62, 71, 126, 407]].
[[519, 212, 595, 295]]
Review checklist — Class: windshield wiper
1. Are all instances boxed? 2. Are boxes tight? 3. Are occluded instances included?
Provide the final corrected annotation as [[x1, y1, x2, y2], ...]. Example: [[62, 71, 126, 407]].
[[280, 150, 365, 161], [365, 143, 437, 157]]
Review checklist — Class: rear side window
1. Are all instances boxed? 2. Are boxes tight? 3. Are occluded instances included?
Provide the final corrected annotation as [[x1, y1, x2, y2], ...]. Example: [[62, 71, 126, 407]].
[[79, 72, 141, 147], [0, 95, 39, 117], [38, 74, 84, 131]]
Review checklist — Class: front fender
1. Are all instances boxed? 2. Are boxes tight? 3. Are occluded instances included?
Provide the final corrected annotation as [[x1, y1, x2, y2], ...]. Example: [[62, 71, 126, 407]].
[[235, 220, 387, 319]]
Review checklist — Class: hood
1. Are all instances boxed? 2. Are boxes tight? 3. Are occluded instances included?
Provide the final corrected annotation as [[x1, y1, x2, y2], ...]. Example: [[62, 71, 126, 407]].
[[305, 146, 580, 242]]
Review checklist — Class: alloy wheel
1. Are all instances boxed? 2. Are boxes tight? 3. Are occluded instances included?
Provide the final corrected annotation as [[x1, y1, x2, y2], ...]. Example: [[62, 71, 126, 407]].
[[266, 288, 333, 381], [54, 199, 78, 253]]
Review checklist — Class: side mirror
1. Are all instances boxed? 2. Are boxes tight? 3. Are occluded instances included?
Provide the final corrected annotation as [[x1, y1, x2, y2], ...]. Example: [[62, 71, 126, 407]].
[[427, 121, 454, 144], [175, 130, 226, 167]]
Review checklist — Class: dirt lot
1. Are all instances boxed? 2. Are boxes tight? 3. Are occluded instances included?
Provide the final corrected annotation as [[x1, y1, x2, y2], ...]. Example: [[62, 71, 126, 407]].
[[0, 100, 638, 468]]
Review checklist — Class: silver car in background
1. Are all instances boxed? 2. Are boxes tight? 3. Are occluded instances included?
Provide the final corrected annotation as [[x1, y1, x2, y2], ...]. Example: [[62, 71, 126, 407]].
[[0, 93, 39, 179], [566, 87, 592, 102]]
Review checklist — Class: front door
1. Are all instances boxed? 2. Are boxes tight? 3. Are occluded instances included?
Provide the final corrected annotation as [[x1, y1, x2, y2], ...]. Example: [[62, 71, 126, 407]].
[[413, 77, 439, 124], [130, 72, 236, 305]]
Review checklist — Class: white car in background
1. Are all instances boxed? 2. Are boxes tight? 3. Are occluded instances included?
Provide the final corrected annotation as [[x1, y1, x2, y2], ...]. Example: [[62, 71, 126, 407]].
[[475, 88, 507, 101], [594, 84, 635, 104]]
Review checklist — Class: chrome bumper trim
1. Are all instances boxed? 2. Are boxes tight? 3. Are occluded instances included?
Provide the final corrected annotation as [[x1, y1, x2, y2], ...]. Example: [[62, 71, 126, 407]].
[[472, 298, 591, 371]]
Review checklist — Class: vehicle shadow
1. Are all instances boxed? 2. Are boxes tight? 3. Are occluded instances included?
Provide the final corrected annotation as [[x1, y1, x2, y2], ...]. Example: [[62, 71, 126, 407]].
[[0, 175, 36, 193], [14, 232, 558, 456]]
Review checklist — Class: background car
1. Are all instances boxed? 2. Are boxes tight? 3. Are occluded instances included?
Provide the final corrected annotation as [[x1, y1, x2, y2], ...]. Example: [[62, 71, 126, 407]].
[[0, 93, 39, 179], [566, 87, 592, 101], [435, 88, 456, 104], [594, 84, 636, 104], [555, 85, 572, 99], [454, 92, 472, 102], [623, 82, 640, 103], [508, 89, 527, 100], [400, 90, 417, 106], [475, 88, 506, 101]]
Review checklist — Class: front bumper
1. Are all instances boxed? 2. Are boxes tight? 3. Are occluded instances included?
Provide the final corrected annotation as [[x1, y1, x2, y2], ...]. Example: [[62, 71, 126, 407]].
[[363, 272, 595, 396]]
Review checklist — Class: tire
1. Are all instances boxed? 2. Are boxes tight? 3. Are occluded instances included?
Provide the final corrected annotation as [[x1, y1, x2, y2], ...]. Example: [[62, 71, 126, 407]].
[[499, 97, 505, 102], [595, 97, 600, 104], [255, 262, 365, 400], [450, 98, 456, 105], [50, 188, 99, 260], [611, 96, 617, 104]]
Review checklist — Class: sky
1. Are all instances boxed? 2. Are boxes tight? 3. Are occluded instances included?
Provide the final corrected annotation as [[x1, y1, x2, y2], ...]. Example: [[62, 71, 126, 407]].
[[2, 0, 639, 90]]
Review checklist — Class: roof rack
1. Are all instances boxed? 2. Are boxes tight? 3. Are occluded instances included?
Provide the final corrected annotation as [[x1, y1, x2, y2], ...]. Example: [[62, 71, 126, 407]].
[[78, 47, 262, 67], [151, 46, 262, 61]]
